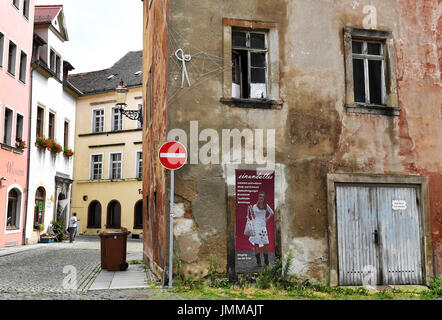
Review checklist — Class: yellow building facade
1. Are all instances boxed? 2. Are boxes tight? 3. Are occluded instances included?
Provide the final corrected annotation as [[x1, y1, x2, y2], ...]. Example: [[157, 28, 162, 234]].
[[69, 51, 144, 237]]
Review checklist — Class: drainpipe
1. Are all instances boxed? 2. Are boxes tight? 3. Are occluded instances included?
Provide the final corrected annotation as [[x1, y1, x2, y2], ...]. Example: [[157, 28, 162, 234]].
[[23, 63, 35, 246], [434, 250, 438, 277]]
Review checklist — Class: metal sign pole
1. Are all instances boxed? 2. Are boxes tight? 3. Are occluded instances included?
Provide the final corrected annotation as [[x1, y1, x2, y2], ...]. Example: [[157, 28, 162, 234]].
[[168, 170, 175, 289]]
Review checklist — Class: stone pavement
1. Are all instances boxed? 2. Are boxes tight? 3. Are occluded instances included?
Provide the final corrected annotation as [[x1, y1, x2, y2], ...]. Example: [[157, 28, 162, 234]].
[[0, 236, 202, 300], [90, 264, 148, 290]]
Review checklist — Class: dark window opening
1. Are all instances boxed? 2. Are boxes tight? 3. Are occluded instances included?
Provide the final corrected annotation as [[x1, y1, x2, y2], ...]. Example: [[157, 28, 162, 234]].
[[231, 30, 268, 99], [0, 32, 5, 68], [36, 107, 44, 136], [134, 200, 143, 229], [88, 201, 101, 228], [23, 0, 30, 19], [16, 114, 24, 142], [3, 108, 13, 145], [7, 189, 20, 229], [48, 112, 55, 139], [63, 121, 69, 148], [107, 200, 121, 228], [352, 40, 385, 105], [7, 41, 17, 76], [19, 51, 27, 83]]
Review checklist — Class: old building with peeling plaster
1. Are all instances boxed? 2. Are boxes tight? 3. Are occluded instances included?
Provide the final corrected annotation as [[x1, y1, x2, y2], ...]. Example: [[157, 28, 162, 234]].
[[141, 0, 441, 286]]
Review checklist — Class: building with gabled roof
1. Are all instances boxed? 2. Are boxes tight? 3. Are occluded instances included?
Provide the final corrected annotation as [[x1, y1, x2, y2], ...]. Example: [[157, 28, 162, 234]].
[[69, 51, 144, 239], [24, 4, 80, 244]]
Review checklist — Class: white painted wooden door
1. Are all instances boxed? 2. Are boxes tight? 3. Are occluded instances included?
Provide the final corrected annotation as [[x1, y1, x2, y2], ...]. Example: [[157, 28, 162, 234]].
[[336, 184, 423, 285]]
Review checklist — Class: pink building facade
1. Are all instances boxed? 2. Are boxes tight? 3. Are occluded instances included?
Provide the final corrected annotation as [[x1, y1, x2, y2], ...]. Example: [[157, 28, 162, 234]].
[[0, 0, 35, 248]]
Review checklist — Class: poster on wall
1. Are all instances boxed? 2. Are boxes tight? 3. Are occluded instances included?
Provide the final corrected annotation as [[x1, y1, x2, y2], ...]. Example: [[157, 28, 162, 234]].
[[235, 170, 275, 273]]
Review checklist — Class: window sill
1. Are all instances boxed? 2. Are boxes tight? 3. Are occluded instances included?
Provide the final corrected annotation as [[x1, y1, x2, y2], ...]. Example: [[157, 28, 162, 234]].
[[220, 97, 283, 109], [79, 128, 142, 137], [1, 143, 24, 154], [345, 104, 400, 116]]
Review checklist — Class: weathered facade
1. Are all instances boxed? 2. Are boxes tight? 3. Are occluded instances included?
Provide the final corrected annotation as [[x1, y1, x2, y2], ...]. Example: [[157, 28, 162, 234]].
[[143, 0, 441, 285]]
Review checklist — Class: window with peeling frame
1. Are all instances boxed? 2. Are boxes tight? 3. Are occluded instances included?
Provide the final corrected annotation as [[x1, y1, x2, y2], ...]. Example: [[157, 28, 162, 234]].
[[352, 40, 385, 105], [343, 28, 399, 116], [232, 30, 268, 100]]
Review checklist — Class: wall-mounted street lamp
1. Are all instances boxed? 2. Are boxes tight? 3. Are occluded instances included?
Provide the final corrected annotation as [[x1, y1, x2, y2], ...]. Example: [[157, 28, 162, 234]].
[[115, 81, 143, 124]]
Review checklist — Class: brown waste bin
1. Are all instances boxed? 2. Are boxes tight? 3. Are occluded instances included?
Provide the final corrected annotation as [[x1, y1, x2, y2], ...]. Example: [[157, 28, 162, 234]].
[[99, 231, 131, 271]]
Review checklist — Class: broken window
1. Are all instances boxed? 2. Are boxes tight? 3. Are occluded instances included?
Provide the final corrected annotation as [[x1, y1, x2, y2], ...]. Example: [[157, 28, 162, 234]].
[[352, 40, 385, 105], [232, 30, 268, 99]]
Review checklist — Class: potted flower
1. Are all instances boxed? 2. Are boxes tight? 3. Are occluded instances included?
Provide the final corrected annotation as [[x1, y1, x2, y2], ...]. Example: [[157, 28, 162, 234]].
[[15, 138, 27, 150], [35, 135, 49, 150], [63, 147, 74, 157], [40, 232, 56, 243], [49, 140, 63, 154]]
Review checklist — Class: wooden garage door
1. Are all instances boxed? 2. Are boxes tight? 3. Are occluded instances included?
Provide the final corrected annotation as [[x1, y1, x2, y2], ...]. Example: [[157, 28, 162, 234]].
[[336, 184, 424, 285]]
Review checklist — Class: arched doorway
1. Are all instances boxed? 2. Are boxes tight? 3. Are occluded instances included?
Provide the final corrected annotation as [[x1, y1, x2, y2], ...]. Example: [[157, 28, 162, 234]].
[[7, 188, 22, 229], [88, 201, 102, 228], [34, 187, 45, 228], [134, 200, 143, 229], [107, 200, 121, 228]]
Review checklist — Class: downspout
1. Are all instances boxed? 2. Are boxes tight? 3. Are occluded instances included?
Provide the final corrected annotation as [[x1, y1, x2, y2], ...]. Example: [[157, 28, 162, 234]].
[[23, 63, 35, 246]]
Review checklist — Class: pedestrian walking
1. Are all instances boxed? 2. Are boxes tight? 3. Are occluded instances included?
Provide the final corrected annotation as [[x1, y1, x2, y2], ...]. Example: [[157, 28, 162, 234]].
[[68, 213, 79, 243]]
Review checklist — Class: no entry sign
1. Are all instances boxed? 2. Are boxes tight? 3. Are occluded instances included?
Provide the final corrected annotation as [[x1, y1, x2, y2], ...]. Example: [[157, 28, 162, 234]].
[[158, 141, 187, 170], [158, 141, 187, 289]]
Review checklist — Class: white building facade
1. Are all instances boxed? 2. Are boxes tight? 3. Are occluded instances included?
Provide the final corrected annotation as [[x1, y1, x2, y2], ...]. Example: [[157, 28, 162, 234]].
[[25, 5, 80, 244]]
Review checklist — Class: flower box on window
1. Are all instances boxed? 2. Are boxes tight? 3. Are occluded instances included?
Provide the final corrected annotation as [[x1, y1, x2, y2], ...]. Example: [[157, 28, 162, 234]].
[[48, 140, 63, 154], [15, 138, 27, 150], [63, 147, 74, 157], [35, 135, 50, 150]]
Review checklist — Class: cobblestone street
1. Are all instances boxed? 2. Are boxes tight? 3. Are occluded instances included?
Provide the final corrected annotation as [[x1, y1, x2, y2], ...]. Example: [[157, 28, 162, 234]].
[[0, 237, 198, 300]]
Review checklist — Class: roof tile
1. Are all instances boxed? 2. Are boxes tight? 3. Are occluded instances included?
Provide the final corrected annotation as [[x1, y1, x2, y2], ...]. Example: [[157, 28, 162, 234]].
[[68, 51, 142, 95]]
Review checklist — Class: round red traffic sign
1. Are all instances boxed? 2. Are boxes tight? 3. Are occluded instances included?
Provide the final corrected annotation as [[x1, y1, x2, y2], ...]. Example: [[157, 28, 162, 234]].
[[158, 141, 187, 170]]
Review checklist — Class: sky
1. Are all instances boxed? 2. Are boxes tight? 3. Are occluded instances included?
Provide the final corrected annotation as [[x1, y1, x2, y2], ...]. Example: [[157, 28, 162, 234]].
[[35, 0, 143, 73]]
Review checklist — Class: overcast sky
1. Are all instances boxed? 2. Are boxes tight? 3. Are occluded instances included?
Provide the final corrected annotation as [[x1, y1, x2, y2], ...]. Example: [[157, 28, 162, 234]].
[[35, 0, 143, 73]]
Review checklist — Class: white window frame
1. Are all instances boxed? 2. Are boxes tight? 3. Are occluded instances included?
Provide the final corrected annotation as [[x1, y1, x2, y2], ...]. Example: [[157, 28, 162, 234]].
[[47, 110, 56, 139], [90, 153, 104, 180], [109, 151, 123, 180], [91, 107, 105, 133], [4, 184, 24, 234], [15, 111, 24, 143], [135, 150, 142, 179], [12, 0, 20, 11], [3, 105, 14, 146], [23, 0, 30, 20], [36, 104, 46, 137], [63, 118, 70, 149], [111, 107, 123, 131], [0, 30, 5, 69], [351, 40, 386, 105], [7, 38, 18, 77], [18, 50, 27, 84]]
